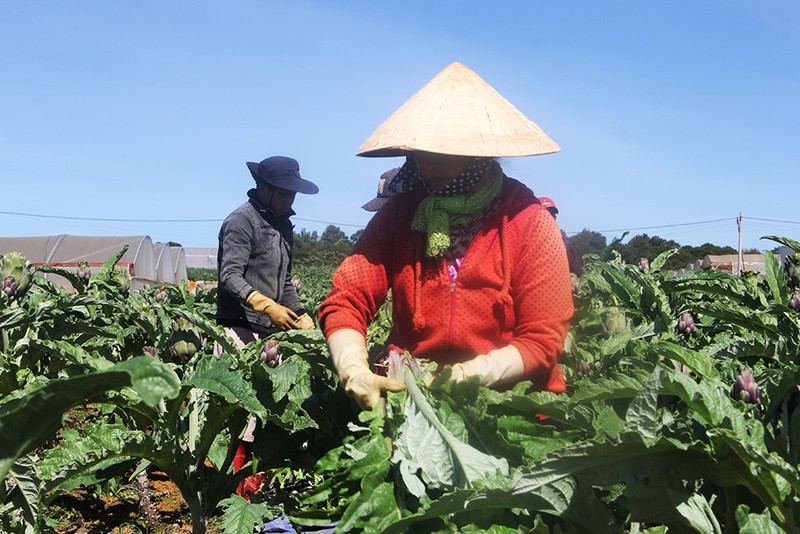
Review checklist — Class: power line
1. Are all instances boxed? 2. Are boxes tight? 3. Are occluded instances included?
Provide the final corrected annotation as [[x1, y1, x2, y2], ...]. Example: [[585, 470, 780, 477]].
[[0, 209, 366, 229], [3, 209, 799, 235], [565, 217, 737, 235], [0, 210, 221, 223], [743, 216, 800, 225]]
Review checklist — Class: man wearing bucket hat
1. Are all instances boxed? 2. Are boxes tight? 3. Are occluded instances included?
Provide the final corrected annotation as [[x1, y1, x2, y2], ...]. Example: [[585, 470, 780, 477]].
[[216, 155, 319, 495], [217, 155, 319, 337], [319, 62, 574, 410]]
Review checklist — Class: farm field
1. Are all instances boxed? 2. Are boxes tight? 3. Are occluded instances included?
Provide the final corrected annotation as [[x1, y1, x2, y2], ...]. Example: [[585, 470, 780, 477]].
[[2, 237, 800, 533]]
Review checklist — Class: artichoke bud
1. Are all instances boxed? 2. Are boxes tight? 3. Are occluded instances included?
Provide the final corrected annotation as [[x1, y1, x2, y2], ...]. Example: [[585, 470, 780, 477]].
[[0, 251, 33, 300], [76, 261, 92, 283], [2, 276, 19, 299], [109, 267, 130, 294], [786, 254, 800, 288], [153, 286, 168, 303], [731, 369, 760, 405], [167, 317, 202, 363], [576, 360, 592, 377], [291, 275, 302, 293], [741, 269, 760, 285], [677, 311, 695, 337], [790, 289, 800, 312], [638, 257, 650, 273], [142, 346, 159, 359], [602, 307, 629, 335], [260, 339, 281, 368]]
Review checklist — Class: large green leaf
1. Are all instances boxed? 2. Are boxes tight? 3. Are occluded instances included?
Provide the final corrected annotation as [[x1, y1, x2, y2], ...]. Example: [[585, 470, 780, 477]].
[[218, 495, 279, 534], [763, 250, 789, 305], [624, 367, 660, 445], [393, 374, 508, 494], [0, 356, 179, 479], [762, 235, 800, 253], [183, 354, 266, 419]]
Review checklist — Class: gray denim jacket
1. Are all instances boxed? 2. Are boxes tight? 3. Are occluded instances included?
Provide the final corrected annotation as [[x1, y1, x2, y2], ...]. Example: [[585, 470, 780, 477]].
[[215, 189, 303, 332]]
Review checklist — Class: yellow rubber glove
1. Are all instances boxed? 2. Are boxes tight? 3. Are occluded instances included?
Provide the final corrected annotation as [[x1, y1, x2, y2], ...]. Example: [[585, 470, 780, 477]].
[[327, 329, 405, 410], [296, 313, 315, 330], [246, 291, 299, 330], [450, 345, 525, 388]]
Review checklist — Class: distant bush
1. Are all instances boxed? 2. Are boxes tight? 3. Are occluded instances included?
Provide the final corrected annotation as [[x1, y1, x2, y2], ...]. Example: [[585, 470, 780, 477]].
[[187, 267, 217, 281]]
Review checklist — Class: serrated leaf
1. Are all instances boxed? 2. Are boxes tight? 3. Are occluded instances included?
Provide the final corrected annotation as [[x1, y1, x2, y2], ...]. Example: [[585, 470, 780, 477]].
[[184, 354, 266, 419], [218, 495, 279, 534], [624, 367, 660, 445], [0, 357, 178, 479], [393, 373, 508, 493]]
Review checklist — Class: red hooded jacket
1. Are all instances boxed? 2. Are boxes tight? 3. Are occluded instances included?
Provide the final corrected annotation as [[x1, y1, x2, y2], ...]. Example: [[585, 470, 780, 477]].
[[319, 175, 574, 392]]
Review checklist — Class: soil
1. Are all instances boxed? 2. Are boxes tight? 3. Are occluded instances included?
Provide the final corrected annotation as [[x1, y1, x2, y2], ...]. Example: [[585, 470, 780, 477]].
[[47, 470, 222, 534]]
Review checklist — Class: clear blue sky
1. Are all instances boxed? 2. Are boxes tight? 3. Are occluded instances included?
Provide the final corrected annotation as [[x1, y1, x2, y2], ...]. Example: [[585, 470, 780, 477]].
[[2, 1, 799, 252]]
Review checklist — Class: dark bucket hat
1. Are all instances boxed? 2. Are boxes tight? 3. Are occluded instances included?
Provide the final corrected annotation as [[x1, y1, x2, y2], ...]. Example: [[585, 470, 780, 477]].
[[246, 156, 319, 194]]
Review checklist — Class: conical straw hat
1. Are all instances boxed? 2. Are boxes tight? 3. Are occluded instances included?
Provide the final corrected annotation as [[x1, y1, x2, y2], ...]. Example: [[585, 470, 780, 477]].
[[357, 62, 560, 158]]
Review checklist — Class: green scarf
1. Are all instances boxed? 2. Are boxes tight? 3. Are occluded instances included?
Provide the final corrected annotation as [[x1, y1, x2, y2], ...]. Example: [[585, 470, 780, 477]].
[[411, 171, 503, 257]]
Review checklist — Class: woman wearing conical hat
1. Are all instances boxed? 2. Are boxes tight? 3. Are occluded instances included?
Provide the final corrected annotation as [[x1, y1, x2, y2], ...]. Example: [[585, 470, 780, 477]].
[[319, 62, 574, 410]]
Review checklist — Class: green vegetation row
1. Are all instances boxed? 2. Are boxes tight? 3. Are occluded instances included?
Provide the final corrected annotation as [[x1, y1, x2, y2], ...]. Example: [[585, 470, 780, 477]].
[[2, 235, 800, 533]]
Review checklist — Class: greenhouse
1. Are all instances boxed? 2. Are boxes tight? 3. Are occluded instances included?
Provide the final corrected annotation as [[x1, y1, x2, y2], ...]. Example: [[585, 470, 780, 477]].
[[0, 234, 188, 291]]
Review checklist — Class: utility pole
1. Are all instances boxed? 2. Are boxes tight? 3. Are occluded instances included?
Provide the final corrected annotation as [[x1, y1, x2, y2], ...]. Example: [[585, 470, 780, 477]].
[[737, 212, 743, 276]]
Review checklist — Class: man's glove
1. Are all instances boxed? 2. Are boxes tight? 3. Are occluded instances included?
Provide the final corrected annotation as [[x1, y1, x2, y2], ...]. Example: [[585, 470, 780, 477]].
[[450, 345, 525, 388], [328, 329, 405, 410], [246, 291, 299, 330], [296, 313, 315, 330]]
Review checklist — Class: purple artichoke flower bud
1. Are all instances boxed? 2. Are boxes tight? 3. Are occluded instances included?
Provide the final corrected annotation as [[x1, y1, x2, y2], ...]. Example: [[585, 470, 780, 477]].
[[790, 289, 800, 312], [261, 339, 281, 368], [638, 258, 650, 273], [143, 346, 159, 359], [0, 251, 33, 301], [677, 311, 695, 338], [576, 360, 592, 377], [76, 261, 92, 283], [732, 369, 760, 405], [1, 276, 19, 299]]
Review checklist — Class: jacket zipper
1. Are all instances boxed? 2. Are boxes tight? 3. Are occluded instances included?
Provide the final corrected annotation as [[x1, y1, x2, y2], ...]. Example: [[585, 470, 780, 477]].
[[446, 258, 456, 346]]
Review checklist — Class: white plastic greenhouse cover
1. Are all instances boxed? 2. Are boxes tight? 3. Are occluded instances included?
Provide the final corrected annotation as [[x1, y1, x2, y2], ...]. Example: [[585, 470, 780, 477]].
[[184, 247, 218, 269], [152, 242, 177, 285], [0, 235, 188, 291], [170, 246, 188, 282]]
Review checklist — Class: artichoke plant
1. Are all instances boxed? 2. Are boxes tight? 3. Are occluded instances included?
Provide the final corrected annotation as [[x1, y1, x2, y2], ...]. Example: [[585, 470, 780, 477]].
[[676, 311, 695, 338], [638, 257, 650, 273], [731, 369, 760, 405], [0, 251, 33, 302]]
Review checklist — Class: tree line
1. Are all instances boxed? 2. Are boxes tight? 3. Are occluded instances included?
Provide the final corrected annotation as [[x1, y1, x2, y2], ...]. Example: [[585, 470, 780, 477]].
[[291, 225, 758, 273]]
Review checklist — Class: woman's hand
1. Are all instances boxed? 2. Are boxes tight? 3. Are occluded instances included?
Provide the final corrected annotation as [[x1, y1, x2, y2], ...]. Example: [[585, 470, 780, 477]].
[[450, 345, 525, 388]]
